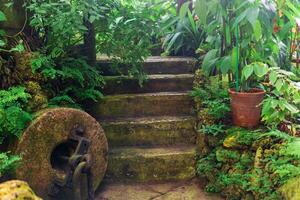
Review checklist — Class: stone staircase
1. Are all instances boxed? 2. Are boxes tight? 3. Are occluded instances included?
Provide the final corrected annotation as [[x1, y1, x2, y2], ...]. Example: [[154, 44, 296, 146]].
[[87, 57, 209, 199]]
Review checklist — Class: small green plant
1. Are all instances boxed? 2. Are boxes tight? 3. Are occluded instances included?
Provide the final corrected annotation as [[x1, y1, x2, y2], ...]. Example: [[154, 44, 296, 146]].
[[0, 87, 32, 143], [161, 2, 206, 56], [262, 67, 300, 129], [200, 124, 226, 137], [191, 84, 230, 121], [0, 152, 21, 178]]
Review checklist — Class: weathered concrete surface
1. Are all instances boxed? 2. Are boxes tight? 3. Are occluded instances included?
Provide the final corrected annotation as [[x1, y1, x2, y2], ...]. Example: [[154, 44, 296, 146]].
[[103, 74, 194, 95], [102, 116, 196, 147], [97, 56, 197, 75], [105, 146, 196, 182], [89, 92, 193, 120], [96, 179, 222, 200], [15, 108, 108, 199], [0, 180, 42, 200]]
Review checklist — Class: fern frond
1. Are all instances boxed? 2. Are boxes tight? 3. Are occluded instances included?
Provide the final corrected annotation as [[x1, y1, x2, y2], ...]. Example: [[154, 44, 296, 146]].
[[259, 130, 294, 142], [280, 139, 300, 158], [0, 87, 31, 107]]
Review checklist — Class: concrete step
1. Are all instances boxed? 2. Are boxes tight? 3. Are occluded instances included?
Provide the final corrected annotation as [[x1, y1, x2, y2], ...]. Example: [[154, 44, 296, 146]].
[[97, 56, 197, 75], [88, 92, 194, 120], [103, 74, 194, 95], [101, 116, 196, 147], [105, 146, 196, 183], [96, 179, 223, 200]]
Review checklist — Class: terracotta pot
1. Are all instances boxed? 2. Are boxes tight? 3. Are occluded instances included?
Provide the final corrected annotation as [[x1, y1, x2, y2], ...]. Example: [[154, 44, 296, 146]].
[[228, 88, 265, 128]]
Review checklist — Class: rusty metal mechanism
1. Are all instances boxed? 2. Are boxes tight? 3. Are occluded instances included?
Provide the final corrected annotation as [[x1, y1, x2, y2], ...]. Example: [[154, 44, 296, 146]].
[[48, 126, 95, 200]]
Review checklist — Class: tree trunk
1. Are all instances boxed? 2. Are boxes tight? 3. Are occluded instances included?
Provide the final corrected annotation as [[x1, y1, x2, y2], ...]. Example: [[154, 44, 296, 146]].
[[83, 18, 96, 66]]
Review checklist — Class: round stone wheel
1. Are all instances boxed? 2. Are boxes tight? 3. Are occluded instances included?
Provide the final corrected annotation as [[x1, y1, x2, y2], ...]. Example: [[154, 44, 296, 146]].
[[15, 108, 108, 199]]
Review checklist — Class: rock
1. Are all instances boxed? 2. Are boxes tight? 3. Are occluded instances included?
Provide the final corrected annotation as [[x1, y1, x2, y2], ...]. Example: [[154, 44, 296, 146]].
[[196, 133, 210, 158], [278, 176, 300, 200], [0, 180, 42, 200]]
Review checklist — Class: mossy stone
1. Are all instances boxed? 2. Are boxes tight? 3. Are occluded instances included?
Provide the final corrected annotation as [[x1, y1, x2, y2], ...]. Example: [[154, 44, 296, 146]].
[[0, 180, 42, 200], [278, 176, 300, 200]]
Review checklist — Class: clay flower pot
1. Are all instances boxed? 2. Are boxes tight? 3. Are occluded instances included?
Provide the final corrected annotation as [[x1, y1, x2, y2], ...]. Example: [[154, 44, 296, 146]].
[[228, 88, 265, 128]]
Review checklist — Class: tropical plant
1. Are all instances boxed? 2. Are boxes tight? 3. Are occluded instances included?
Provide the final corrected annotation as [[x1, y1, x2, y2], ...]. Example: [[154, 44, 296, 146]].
[[197, 0, 276, 91], [262, 67, 300, 130], [161, 2, 206, 56]]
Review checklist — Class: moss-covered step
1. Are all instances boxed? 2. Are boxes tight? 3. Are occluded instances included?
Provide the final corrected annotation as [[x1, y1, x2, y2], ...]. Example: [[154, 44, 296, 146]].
[[97, 56, 197, 75], [105, 146, 196, 182], [88, 92, 194, 120], [102, 116, 196, 147], [103, 74, 194, 95]]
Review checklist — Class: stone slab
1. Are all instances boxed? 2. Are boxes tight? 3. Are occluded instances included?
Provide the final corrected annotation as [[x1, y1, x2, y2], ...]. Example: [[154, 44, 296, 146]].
[[105, 146, 196, 182], [97, 56, 197, 75], [103, 74, 194, 95], [102, 116, 196, 147], [96, 179, 222, 200], [88, 92, 194, 120]]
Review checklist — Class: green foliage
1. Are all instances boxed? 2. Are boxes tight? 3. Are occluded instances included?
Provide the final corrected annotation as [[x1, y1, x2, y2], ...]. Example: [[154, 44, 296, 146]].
[[197, 127, 300, 199], [161, 2, 206, 56], [191, 84, 230, 121], [0, 7, 24, 53], [32, 56, 104, 107], [0, 152, 21, 178], [262, 67, 300, 128], [96, 1, 157, 83], [27, 0, 105, 106], [0, 87, 32, 143], [200, 124, 226, 137]]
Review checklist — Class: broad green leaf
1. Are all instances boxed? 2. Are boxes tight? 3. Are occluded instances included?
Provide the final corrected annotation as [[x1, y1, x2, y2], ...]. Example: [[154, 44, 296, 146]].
[[0, 40, 5, 47], [275, 79, 284, 91], [242, 64, 254, 80], [195, 0, 207, 26], [283, 101, 299, 114], [246, 7, 259, 26], [269, 70, 278, 85], [254, 62, 268, 77], [179, 2, 189, 21], [0, 11, 6, 22], [220, 56, 231, 75], [202, 49, 219, 74], [166, 32, 182, 51], [253, 20, 262, 41]]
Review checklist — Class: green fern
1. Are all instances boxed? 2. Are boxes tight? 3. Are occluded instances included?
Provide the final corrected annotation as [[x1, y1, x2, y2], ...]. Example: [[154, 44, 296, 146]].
[[0, 87, 32, 141], [0, 152, 21, 178], [0, 87, 30, 107], [259, 130, 294, 142], [280, 139, 300, 158]]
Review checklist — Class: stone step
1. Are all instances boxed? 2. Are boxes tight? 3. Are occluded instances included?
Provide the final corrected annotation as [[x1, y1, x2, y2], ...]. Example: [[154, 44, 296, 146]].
[[101, 116, 196, 148], [105, 146, 196, 183], [103, 74, 194, 95], [88, 92, 194, 120], [97, 56, 197, 75]]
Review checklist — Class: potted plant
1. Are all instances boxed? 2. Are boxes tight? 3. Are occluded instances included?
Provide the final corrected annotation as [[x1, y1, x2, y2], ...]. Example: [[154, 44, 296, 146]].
[[229, 62, 268, 128], [195, 0, 277, 128]]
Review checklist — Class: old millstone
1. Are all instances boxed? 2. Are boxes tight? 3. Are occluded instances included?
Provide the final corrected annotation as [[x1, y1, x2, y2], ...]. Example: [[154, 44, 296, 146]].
[[15, 108, 108, 199], [0, 180, 42, 200]]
